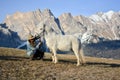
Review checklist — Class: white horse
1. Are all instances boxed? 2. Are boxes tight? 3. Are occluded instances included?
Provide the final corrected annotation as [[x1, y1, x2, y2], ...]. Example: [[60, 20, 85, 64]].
[[40, 25, 85, 66]]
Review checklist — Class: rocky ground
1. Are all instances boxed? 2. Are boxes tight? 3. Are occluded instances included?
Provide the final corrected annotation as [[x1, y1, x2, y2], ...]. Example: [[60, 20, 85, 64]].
[[0, 47, 120, 80]]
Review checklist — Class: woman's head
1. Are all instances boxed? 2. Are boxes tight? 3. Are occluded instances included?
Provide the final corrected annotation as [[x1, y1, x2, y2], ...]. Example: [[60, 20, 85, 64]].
[[28, 34, 35, 47], [28, 34, 35, 40]]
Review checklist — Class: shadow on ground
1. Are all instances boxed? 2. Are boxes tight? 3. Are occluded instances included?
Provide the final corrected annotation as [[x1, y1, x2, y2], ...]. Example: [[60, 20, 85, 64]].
[[0, 56, 29, 61], [1, 56, 120, 68]]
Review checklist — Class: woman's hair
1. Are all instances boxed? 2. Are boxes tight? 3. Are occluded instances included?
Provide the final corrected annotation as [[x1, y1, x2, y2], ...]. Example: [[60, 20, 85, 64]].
[[28, 39, 36, 47]]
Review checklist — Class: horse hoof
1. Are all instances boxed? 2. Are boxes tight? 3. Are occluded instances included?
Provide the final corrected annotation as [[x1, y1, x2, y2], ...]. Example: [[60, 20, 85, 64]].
[[77, 64, 80, 66], [54, 62, 58, 64]]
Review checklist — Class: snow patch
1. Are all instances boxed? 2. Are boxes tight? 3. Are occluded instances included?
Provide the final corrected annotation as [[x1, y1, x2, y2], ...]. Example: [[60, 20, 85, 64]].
[[89, 10, 114, 22], [89, 15, 103, 22], [103, 10, 114, 19], [81, 32, 93, 44]]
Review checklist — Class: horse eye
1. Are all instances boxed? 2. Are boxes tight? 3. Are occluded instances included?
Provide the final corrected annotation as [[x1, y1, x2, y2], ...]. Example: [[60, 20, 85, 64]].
[[40, 28, 43, 30]]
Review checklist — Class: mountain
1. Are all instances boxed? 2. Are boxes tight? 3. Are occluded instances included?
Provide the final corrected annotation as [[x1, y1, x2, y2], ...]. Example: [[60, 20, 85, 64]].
[[4, 9, 61, 40], [1, 9, 120, 47], [58, 13, 87, 34], [88, 11, 120, 40], [0, 23, 22, 47]]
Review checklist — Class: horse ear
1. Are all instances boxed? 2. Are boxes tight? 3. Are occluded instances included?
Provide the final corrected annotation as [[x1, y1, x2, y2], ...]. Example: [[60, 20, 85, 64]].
[[43, 24, 46, 30], [45, 31, 48, 35], [43, 24, 45, 32], [43, 24, 48, 35]]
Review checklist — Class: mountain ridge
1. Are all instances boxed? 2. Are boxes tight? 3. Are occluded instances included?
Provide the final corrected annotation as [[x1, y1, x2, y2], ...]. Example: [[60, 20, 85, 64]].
[[1, 9, 120, 47]]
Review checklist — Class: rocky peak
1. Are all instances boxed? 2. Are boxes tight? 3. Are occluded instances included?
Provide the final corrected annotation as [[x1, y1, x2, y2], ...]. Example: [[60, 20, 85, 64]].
[[59, 13, 72, 19], [89, 11, 115, 22], [103, 10, 114, 19], [42, 9, 54, 17], [58, 13, 87, 34]]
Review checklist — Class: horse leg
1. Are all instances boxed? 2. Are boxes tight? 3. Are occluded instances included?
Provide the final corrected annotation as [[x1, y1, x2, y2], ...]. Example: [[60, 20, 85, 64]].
[[75, 51, 80, 66], [50, 49, 55, 63], [52, 49, 58, 63], [79, 49, 86, 64], [72, 48, 80, 66], [51, 53, 55, 63]]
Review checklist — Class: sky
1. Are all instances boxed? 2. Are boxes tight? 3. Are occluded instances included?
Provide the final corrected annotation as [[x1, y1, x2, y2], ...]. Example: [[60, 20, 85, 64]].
[[1, 0, 120, 23]]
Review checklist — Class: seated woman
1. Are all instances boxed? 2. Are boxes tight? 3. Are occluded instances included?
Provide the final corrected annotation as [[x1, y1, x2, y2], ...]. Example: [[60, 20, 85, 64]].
[[26, 34, 44, 60]]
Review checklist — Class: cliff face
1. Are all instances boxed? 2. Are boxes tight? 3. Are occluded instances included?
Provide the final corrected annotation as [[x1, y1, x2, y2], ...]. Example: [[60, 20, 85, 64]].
[[2, 9, 120, 47], [58, 13, 87, 34], [4, 9, 61, 40], [0, 23, 21, 47]]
